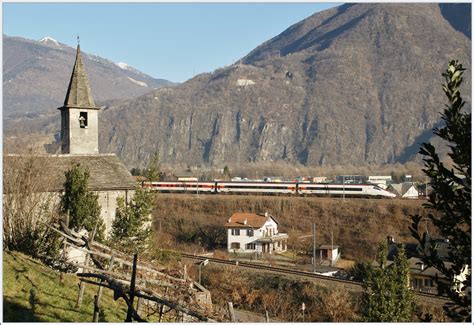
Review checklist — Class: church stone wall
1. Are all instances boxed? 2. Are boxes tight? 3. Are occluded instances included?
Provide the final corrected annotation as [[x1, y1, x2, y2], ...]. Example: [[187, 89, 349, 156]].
[[96, 189, 135, 236], [23, 189, 135, 238]]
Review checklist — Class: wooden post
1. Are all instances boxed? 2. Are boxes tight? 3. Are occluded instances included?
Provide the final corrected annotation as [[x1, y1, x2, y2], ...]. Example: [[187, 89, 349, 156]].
[[136, 297, 142, 315], [158, 304, 165, 322], [158, 287, 169, 322], [60, 211, 70, 284], [76, 224, 98, 308], [93, 256, 114, 322], [183, 264, 187, 281], [227, 301, 236, 322], [92, 295, 100, 322], [265, 309, 269, 322], [125, 253, 138, 322]]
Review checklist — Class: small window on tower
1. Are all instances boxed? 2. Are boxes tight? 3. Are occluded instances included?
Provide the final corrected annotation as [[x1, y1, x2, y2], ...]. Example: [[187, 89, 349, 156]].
[[79, 112, 88, 128]]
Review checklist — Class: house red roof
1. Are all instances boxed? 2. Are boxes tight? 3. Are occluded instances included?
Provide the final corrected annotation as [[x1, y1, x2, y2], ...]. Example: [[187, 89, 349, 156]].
[[224, 212, 275, 228]]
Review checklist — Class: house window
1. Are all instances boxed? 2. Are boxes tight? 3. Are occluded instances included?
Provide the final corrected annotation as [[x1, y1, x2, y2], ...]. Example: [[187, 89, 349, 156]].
[[79, 112, 88, 128], [247, 229, 254, 236], [231, 242, 240, 250], [424, 279, 433, 287], [414, 278, 423, 288], [246, 243, 255, 250], [231, 229, 240, 236]]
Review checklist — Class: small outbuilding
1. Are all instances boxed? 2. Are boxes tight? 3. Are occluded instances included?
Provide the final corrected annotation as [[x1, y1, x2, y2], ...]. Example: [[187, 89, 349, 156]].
[[317, 245, 341, 266]]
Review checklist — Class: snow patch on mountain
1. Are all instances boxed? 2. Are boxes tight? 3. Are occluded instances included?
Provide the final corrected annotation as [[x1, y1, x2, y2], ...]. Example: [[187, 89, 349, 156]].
[[39, 36, 60, 47], [128, 77, 148, 87], [117, 62, 132, 70]]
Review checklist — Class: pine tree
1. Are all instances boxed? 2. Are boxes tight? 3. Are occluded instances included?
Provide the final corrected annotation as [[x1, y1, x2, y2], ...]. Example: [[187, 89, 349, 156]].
[[110, 188, 153, 253], [410, 60, 471, 321], [145, 152, 161, 181], [60, 164, 104, 241], [223, 165, 231, 180], [362, 242, 414, 321]]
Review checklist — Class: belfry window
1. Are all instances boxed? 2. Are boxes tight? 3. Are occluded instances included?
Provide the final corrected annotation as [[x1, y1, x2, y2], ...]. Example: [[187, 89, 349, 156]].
[[79, 112, 88, 128]]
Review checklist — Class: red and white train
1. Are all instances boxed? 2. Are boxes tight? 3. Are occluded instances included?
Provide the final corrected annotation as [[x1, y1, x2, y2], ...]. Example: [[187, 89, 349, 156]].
[[142, 181, 396, 198]]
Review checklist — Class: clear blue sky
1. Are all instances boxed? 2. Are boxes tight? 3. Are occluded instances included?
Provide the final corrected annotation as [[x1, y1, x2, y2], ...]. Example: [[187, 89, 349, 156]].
[[3, 2, 339, 83]]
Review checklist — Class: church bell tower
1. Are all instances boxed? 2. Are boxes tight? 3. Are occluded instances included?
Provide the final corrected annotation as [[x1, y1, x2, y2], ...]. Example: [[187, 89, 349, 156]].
[[58, 41, 100, 154]]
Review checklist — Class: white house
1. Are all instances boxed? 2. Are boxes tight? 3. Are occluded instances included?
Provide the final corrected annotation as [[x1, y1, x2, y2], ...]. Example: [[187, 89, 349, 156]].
[[224, 212, 288, 254], [389, 182, 419, 199]]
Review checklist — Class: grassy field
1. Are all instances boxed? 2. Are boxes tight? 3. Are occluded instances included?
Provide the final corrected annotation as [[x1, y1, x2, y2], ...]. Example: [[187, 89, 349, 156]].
[[3, 250, 129, 322], [152, 194, 428, 260]]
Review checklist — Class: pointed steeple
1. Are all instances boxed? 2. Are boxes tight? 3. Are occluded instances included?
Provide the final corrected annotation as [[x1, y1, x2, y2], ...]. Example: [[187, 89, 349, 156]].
[[58, 40, 100, 155], [62, 44, 99, 108]]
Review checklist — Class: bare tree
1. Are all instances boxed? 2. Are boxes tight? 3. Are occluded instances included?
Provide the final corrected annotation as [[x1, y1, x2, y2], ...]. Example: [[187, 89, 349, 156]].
[[3, 152, 60, 252]]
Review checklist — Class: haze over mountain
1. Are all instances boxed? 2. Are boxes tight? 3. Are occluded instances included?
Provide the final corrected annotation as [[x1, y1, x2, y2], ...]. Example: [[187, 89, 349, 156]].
[[4, 4, 471, 169], [3, 35, 175, 120]]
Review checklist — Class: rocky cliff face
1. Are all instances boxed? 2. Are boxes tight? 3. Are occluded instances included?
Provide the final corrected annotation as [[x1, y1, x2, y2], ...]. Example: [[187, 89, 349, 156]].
[[98, 3, 470, 168]]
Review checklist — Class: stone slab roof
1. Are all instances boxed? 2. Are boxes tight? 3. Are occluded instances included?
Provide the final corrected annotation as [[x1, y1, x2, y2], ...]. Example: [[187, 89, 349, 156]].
[[60, 45, 100, 110], [4, 154, 136, 192]]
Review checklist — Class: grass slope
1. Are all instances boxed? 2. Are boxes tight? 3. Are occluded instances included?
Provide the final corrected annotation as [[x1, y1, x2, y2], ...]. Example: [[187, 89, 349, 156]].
[[3, 251, 128, 322], [153, 194, 427, 260]]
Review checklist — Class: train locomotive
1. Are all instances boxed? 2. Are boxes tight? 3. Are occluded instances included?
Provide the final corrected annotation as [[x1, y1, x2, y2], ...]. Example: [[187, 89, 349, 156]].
[[143, 181, 396, 198]]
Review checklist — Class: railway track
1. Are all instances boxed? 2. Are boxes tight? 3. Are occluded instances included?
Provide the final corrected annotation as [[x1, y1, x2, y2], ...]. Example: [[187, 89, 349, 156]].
[[180, 253, 450, 304]]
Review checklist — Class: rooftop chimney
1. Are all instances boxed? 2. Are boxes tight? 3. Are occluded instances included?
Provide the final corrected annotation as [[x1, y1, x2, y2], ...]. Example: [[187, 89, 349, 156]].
[[265, 212, 268, 217], [244, 219, 247, 225]]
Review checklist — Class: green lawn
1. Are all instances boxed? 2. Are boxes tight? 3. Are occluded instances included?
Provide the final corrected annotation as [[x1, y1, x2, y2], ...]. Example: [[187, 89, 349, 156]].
[[3, 251, 129, 322]]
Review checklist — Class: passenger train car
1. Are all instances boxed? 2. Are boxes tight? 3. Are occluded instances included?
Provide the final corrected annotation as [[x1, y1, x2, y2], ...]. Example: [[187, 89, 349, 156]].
[[143, 181, 396, 198]]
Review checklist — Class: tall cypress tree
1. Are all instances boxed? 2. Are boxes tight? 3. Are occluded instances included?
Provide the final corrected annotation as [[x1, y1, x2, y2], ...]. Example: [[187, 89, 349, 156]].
[[145, 152, 161, 181], [110, 188, 153, 253], [410, 60, 471, 321], [362, 242, 414, 322], [61, 164, 104, 241]]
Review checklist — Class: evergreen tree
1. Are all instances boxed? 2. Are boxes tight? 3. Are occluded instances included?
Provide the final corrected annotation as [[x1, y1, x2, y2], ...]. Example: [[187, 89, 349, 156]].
[[145, 152, 161, 181], [110, 188, 153, 253], [362, 242, 414, 322], [410, 60, 471, 321], [223, 165, 232, 180], [60, 164, 104, 241]]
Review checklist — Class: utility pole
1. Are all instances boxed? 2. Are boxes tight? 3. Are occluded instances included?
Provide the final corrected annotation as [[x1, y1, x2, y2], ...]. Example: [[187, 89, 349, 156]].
[[331, 230, 334, 267], [342, 175, 346, 201], [301, 302, 306, 322], [312, 223, 316, 273]]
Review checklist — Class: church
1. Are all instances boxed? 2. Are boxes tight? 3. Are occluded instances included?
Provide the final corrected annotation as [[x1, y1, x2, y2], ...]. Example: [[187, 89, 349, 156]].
[[5, 42, 137, 236]]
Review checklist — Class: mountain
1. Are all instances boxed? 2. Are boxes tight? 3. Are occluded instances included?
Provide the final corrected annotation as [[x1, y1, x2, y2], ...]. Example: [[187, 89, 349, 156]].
[[96, 3, 470, 168], [3, 35, 175, 120], [5, 4, 471, 169]]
